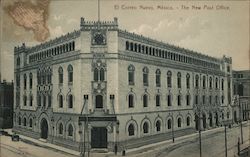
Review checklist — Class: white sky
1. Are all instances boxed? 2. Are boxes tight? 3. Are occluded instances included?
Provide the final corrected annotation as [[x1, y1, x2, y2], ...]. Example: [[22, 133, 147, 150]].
[[0, 0, 249, 81]]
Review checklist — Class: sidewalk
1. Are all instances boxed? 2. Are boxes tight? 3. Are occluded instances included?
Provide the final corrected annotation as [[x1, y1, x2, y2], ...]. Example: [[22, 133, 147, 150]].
[[3, 123, 248, 157]]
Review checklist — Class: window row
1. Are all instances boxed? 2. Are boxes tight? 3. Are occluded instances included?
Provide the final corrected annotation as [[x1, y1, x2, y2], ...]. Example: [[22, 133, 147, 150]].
[[18, 117, 33, 128], [37, 94, 52, 107], [58, 94, 74, 108], [127, 116, 191, 136], [194, 95, 225, 105], [57, 122, 74, 137], [29, 41, 75, 63], [128, 65, 224, 90], [125, 41, 220, 70], [128, 94, 191, 108], [23, 95, 33, 106]]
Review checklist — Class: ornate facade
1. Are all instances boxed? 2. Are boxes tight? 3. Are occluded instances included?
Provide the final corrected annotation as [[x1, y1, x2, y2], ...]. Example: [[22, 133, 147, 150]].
[[13, 17, 233, 152]]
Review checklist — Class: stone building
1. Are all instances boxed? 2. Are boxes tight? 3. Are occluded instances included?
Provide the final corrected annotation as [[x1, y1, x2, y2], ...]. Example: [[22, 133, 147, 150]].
[[232, 70, 250, 122], [13, 18, 233, 152], [0, 77, 14, 129]]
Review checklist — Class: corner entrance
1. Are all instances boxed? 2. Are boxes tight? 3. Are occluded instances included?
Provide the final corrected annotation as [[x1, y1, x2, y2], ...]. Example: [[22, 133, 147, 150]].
[[91, 127, 107, 148], [40, 118, 48, 139]]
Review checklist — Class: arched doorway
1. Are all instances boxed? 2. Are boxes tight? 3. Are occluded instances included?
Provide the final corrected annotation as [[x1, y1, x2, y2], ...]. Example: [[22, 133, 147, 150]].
[[202, 114, 206, 129], [96, 95, 103, 108], [40, 118, 48, 139]]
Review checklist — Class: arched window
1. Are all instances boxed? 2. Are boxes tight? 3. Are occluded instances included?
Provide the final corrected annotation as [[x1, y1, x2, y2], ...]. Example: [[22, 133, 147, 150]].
[[203, 76, 206, 89], [177, 72, 181, 88], [186, 117, 190, 126], [186, 74, 190, 89], [68, 94, 73, 108], [167, 94, 172, 106], [143, 67, 149, 86], [221, 79, 224, 90], [58, 67, 63, 84], [221, 95, 224, 104], [215, 78, 218, 89], [29, 73, 33, 89], [72, 41, 75, 51], [156, 120, 161, 132], [128, 94, 134, 108], [68, 124, 73, 136], [177, 95, 181, 106], [209, 95, 212, 104], [167, 119, 172, 129], [19, 117, 21, 125], [128, 124, 135, 136], [195, 75, 199, 88], [156, 69, 161, 87], [59, 123, 63, 135], [24, 74, 27, 89], [128, 65, 135, 85], [67, 65, 73, 83], [59, 95, 63, 108], [178, 118, 182, 128], [126, 41, 130, 50], [23, 95, 27, 106], [29, 95, 33, 106], [143, 122, 149, 134], [100, 68, 105, 81], [167, 71, 172, 88], [143, 94, 148, 107], [23, 117, 27, 126], [156, 95, 160, 107], [130, 42, 134, 51], [94, 68, 99, 81], [186, 95, 190, 106], [29, 118, 33, 127], [209, 77, 212, 88]]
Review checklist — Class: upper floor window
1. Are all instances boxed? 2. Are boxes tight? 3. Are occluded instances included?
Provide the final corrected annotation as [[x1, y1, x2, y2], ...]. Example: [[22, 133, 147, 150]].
[[195, 95, 198, 104], [143, 67, 149, 86], [48, 95, 52, 107], [16, 74, 20, 87], [126, 41, 129, 50], [221, 79, 224, 90], [202, 95, 205, 104], [209, 77, 212, 88], [203, 76, 206, 89], [59, 95, 63, 108], [29, 95, 33, 106], [177, 72, 181, 88], [167, 94, 172, 106], [128, 65, 135, 85], [195, 75, 199, 88], [68, 94, 73, 108], [167, 71, 172, 88], [23, 95, 27, 106], [24, 74, 27, 90], [186, 73, 190, 89], [215, 78, 218, 89], [186, 95, 190, 106], [17, 57, 20, 66], [209, 95, 212, 104], [58, 67, 63, 84], [29, 73, 33, 89], [177, 95, 181, 106], [67, 65, 73, 83], [143, 94, 148, 107], [221, 95, 224, 104], [155, 69, 161, 87], [93, 68, 105, 82], [128, 94, 134, 108], [156, 95, 160, 107]]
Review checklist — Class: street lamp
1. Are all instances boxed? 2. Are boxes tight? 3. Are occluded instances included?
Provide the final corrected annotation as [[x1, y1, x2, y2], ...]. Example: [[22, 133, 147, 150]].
[[171, 113, 175, 143]]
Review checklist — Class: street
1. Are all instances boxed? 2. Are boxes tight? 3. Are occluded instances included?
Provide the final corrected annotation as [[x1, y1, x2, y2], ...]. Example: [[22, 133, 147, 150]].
[[0, 123, 249, 157]]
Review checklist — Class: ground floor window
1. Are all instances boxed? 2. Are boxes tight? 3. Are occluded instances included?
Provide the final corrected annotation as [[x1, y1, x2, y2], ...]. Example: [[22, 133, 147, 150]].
[[128, 124, 135, 136], [143, 122, 149, 134]]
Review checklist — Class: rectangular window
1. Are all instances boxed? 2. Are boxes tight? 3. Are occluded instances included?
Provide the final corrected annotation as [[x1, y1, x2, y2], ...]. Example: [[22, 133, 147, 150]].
[[177, 77, 181, 88], [186, 95, 190, 106], [167, 76, 171, 88], [59, 74, 63, 84], [143, 73, 148, 86], [202, 95, 205, 104], [168, 95, 171, 106], [128, 72, 134, 85], [177, 95, 181, 106], [195, 95, 198, 104], [156, 75, 161, 87], [156, 95, 160, 106], [48, 95, 52, 107]]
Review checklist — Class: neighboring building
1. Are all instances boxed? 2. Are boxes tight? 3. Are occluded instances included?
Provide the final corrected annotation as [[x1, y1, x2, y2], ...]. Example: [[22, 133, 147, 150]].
[[0, 78, 14, 129], [233, 70, 250, 122], [13, 18, 233, 152]]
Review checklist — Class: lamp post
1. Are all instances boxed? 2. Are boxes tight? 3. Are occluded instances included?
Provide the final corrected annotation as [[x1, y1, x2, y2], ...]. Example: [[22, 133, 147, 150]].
[[222, 119, 232, 157], [171, 113, 175, 143]]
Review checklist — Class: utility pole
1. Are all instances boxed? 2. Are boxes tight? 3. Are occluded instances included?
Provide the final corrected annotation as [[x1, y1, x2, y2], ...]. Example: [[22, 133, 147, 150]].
[[239, 96, 243, 144], [199, 112, 202, 157], [224, 125, 227, 157], [171, 113, 175, 143]]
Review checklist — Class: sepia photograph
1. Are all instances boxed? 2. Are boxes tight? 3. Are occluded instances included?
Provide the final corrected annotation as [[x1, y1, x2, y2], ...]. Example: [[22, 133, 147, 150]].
[[0, 0, 249, 157]]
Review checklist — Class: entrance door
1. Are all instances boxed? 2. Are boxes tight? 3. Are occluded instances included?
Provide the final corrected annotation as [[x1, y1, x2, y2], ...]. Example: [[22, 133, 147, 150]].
[[96, 95, 103, 108], [91, 127, 107, 148], [41, 118, 48, 139]]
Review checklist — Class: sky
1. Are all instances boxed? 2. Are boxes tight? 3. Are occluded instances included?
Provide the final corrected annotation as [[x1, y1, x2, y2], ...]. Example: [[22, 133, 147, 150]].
[[0, 0, 249, 81]]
